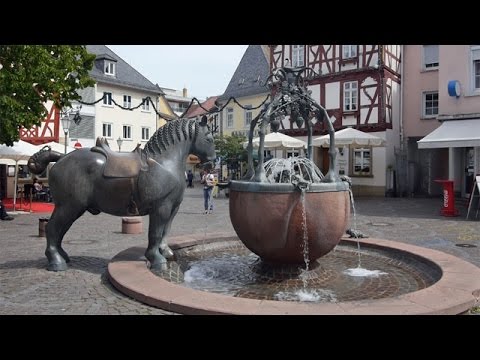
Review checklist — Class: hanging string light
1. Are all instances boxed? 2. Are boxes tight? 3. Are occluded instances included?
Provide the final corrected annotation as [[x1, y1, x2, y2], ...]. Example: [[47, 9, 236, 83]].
[[77, 93, 271, 122]]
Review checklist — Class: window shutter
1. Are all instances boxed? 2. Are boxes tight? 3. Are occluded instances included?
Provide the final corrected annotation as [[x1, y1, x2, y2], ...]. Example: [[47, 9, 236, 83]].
[[424, 45, 439, 65]]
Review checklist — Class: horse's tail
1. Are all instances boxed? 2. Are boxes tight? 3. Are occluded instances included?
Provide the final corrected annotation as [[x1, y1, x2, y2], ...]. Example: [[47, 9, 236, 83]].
[[27, 146, 64, 174]]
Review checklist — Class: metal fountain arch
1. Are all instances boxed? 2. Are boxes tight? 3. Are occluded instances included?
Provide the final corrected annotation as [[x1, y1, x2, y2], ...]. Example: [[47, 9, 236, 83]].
[[243, 66, 339, 183]]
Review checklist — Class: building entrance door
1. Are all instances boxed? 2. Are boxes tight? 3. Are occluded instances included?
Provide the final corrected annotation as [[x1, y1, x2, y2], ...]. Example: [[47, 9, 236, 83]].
[[465, 147, 475, 197]]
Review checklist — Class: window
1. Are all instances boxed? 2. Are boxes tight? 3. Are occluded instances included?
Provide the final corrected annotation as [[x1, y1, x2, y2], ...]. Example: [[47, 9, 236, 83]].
[[104, 61, 115, 76], [244, 105, 252, 127], [141, 127, 150, 141], [423, 45, 439, 69], [123, 95, 131, 109], [226, 108, 234, 128], [103, 92, 113, 106], [123, 125, 132, 139], [142, 98, 150, 111], [352, 147, 371, 176], [343, 81, 358, 112], [292, 45, 304, 67], [470, 46, 480, 92], [475, 60, 480, 89], [423, 91, 438, 117], [343, 45, 357, 59], [287, 150, 300, 158], [102, 123, 112, 138]]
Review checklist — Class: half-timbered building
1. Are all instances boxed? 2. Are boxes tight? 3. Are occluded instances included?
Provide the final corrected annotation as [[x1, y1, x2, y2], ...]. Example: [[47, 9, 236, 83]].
[[270, 45, 402, 196]]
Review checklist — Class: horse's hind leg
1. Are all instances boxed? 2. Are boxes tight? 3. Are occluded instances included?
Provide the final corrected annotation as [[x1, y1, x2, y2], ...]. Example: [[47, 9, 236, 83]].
[[45, 205, 85, 271]]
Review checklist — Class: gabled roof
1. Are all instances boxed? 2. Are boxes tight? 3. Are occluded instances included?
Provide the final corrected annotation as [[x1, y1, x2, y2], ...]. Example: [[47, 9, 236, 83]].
[[185, 96, 219, 118], [86, 45, 162, 95], [218, 45, 270, 101]]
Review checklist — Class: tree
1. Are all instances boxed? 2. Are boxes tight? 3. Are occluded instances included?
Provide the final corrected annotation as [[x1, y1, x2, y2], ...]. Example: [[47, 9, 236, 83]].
[[214, 134, 247, 164], [0, 45, 96, 145]]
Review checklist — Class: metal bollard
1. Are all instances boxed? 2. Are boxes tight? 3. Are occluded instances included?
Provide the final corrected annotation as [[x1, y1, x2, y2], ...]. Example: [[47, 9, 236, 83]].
[[39, 217, 49, 237]]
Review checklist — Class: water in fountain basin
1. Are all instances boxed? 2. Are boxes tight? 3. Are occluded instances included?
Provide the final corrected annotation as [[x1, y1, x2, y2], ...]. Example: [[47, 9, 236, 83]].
[[343, 268, 387, 277], [275, 289, 337, 303], [153, 239, 441, 303]]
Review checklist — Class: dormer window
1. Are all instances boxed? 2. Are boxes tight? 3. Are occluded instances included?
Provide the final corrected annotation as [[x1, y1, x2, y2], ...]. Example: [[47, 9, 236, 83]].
[[105, 61, 115, 76]]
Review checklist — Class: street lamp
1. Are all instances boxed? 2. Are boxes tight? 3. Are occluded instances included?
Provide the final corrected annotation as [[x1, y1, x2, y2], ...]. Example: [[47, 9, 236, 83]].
[[60, 105, 82, 154], [117, 136, 123, 152], [60, 113, 72, 154]]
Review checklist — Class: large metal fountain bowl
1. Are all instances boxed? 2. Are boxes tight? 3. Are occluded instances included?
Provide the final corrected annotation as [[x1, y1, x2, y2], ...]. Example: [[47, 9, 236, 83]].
[[229, 180, 351, 264]]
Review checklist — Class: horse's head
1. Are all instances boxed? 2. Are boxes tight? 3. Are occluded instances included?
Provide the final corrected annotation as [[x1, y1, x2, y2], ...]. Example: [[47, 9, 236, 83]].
[[191, 115, 216, 164]]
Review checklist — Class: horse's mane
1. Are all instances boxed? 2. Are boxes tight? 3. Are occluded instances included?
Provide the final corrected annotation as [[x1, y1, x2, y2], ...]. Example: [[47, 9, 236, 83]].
[[144, 118, 198, 158]]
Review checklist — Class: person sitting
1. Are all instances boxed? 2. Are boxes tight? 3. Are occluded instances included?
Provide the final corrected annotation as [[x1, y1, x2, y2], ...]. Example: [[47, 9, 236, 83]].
[[33, 180, 50, 201], [33, 179, 43, 193]]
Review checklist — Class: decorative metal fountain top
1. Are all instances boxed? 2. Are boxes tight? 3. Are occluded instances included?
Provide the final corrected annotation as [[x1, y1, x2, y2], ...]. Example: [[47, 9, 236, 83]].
[[244, 66, 339, 184]]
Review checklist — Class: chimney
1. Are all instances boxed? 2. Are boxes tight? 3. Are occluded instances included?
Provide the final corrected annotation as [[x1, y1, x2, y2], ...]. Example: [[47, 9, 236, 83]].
[[183, 87, 187, 98]]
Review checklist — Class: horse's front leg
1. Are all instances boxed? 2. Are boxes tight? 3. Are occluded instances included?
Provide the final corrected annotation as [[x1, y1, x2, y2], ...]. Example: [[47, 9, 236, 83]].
[[158, 204, 180, 260], [145, 208, 169, 270]]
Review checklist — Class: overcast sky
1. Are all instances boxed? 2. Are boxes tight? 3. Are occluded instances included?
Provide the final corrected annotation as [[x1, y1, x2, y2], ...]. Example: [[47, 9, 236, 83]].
[[107, 45, 249, 100]]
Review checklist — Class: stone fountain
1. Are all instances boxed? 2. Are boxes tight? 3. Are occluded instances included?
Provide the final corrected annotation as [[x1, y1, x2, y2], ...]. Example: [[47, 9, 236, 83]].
[[229, 65, 350, 265], [107, 66, 480, 315]]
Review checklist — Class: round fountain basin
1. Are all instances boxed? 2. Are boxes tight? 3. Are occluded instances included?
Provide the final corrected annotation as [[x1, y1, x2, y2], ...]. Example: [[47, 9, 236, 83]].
[[152, 239, 442, 303], [229, 180, 350, 264], [107, 234, 480, 315]]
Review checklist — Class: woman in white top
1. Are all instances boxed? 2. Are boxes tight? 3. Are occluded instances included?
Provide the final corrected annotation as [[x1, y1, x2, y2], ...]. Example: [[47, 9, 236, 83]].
[[201, 168, 216, 214]]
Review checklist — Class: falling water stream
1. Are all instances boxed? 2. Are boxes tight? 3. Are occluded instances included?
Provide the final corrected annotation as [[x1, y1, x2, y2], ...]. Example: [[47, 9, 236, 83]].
[[349, 188, 362, 267], [343, 188, 387, 277], [300, 189, 310, 273]]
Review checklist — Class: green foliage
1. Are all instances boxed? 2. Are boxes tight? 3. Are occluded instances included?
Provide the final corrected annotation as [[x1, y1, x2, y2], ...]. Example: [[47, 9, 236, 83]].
[[0, 45, 96, 145], [214, 134, 247, 163], [470, 306, 480, 314]]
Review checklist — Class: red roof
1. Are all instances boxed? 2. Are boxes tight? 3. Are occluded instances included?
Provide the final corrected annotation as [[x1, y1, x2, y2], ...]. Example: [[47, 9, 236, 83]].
[[185, 96, 219, 118]]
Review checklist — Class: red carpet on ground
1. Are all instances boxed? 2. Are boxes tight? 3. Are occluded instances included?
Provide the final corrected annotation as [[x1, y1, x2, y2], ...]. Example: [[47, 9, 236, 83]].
[[2, 198, 54, 213]]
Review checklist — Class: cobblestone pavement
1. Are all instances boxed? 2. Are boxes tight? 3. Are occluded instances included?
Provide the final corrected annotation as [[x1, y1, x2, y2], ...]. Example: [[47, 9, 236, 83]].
[[1, 185, 479, 315]]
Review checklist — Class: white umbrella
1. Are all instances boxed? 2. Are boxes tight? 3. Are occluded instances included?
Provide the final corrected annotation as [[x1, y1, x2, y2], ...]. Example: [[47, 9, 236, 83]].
[[312, 127, 386, 147], [0, 158, 28, 166], [0, 140, 40, 211], [243, 132, 307, 150], [37, 141, 76, 154]]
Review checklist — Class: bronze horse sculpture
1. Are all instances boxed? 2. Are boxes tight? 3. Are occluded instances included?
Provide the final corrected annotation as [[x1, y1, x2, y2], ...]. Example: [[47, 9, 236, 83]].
[[28, 117, 216, 271]]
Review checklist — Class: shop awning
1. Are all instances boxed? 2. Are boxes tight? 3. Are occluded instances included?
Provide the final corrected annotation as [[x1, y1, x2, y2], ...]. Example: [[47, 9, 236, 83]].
[[417, 119, 480, 149]]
